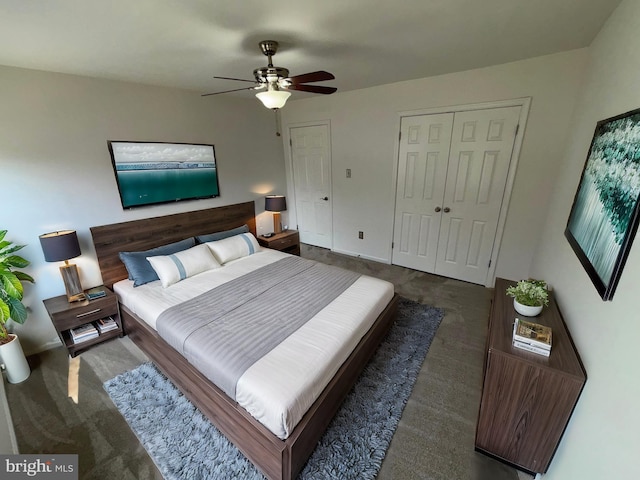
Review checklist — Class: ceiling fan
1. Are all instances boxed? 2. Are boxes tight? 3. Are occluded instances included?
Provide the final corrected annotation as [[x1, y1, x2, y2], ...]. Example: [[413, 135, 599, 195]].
[[202, 40, 337, 109]]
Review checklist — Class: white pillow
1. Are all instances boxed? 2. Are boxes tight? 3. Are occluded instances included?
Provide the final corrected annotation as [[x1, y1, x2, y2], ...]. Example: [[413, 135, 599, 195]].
[[206, 232, 260, 264], [147, 244, 220, 288]]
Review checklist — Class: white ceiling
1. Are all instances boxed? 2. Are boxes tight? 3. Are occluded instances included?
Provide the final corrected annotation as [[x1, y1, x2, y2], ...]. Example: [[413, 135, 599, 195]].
[[0, 0, 620, 98]]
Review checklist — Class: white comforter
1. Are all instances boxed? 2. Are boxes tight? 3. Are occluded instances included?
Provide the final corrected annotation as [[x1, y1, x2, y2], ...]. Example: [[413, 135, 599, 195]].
[[114, 249, 394, 439]]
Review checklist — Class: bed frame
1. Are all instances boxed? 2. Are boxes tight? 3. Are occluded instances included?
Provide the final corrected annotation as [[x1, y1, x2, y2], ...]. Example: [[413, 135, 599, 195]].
[[91, 201, 399, 480]]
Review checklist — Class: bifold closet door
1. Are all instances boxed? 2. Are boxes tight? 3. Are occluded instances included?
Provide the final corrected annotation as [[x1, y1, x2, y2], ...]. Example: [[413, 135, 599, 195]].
[[393, 106, 520, 284]]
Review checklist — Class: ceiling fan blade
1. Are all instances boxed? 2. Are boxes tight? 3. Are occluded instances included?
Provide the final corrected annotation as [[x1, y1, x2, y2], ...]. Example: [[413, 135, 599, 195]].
[[288, 84, 337, 95], [201, 86, 257, 97], [213, 76, 257, 83], [288, 71, 335, 84]]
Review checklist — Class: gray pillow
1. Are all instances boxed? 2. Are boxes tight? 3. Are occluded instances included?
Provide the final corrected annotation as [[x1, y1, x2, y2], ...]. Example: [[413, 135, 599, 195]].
[[196, 224, 249, 244], [119, 237, 196, 287]]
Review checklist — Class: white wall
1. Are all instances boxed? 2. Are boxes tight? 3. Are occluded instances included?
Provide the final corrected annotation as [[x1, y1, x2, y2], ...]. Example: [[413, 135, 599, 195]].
[[2, 65, 286, 355], [280, 50, 588, 280], [531, 1, 640, 478]]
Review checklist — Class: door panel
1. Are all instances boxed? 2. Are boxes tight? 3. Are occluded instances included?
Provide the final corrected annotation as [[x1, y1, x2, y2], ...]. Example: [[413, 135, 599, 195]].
[[392, 113, 454, 271], [290, 125, 332, 249], [435, 106, 520, 283]]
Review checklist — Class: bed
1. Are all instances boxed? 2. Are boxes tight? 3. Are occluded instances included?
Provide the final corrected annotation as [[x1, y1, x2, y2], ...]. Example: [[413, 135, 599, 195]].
[[90, 201, 399, 480]]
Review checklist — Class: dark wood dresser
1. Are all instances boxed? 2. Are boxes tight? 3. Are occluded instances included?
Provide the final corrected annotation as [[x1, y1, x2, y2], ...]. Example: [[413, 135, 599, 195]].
[[475, 278, 586, 474]]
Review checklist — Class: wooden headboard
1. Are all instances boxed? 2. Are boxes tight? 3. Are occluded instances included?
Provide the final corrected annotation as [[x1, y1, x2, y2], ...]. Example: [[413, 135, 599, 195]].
[[90, 201, 256, 289]]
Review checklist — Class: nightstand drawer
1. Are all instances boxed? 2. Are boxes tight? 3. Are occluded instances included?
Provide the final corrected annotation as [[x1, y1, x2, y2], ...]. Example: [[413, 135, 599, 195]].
[[271, 233, 298, 250], [53, 304, 116, 330]]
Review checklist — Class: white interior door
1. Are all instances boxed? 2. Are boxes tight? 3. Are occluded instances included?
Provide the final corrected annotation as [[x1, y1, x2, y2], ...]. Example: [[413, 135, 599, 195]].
[[435, 106, 520, 283], [290, 125, 332, 249], [392, 106, 520, 285], [392, 113, 454, 271]]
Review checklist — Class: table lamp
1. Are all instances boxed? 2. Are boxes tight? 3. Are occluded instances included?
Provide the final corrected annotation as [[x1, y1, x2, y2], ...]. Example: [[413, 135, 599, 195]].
[[39, 230, 85, 302], [265, 195, 287, 234]]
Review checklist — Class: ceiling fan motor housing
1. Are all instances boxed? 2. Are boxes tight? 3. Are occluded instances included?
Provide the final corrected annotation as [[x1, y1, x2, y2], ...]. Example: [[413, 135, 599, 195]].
[[254, 66, 290, 85]]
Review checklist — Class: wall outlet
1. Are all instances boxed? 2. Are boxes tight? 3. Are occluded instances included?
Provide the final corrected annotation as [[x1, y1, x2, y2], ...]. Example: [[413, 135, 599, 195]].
[[358, 231, 364, 239], [346, 168, 352, 178]]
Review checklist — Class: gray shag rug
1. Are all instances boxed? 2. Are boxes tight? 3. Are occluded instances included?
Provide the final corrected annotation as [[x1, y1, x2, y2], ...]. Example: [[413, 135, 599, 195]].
[[104, 298, 443, 480]]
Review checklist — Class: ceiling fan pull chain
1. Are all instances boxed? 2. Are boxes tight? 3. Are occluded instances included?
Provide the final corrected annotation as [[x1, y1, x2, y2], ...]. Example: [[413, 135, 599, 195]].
[[274, 109, 282, 137]]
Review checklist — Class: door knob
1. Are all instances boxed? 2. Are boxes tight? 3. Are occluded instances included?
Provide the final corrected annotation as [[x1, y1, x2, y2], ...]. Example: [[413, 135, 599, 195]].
[[321, 196, 329, 201], [443, 207, 451, 213], [435, 206, 442, 212]]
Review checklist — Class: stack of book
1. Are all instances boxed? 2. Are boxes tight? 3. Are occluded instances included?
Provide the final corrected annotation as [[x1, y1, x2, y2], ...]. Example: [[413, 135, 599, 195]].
[[95, 316, 118, 334], [86, 286, 107, 300], [70, 323, 99, 344], [512, 318, 552, 357]]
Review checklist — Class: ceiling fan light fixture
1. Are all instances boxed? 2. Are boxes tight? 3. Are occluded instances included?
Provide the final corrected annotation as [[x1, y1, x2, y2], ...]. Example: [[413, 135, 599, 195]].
[[204, 40, 335, 103], [256, 90, 291, 109]]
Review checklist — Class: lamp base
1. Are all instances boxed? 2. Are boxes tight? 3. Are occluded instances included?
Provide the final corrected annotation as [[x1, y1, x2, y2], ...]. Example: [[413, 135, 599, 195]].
[[273, 212, 282, 234], [60, 263, 85, 302]]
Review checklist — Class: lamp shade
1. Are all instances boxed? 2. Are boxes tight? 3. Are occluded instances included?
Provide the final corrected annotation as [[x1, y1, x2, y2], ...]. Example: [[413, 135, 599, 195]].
[[256, 90, 291, 109], [39, 230, 81, 262], [265, 195, 287, 212]]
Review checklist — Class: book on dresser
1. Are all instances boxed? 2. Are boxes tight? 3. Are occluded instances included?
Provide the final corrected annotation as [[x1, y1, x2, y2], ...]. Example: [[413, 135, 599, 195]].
[[95, 316, 118, 334], [512, 318, 552, 356], [70, 323, 99, 344]]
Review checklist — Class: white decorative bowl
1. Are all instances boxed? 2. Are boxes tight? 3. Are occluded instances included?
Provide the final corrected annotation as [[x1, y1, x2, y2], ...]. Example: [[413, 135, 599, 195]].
[[513, 299, 543, 317]]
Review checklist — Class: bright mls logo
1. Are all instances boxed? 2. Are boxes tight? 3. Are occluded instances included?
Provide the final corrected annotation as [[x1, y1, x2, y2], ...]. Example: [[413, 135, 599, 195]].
[[0, 455, 77, 479]]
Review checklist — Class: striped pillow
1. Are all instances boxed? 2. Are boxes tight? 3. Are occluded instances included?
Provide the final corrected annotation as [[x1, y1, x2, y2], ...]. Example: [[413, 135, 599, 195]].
[[206, 232, 260, 264], [119, 237, 196, 287], [147, 244, 220, 288]]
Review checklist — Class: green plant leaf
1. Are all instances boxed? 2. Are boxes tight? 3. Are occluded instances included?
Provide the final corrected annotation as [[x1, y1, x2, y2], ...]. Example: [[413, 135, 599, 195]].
[[1, 272, 23, 300], [7, 298, 27, 324], [14, 271, 35, 283], [0, 243, 25, 258], [0, 231, 32, 328], [0, 298, 9, 324], [4, 255, 30, 269]]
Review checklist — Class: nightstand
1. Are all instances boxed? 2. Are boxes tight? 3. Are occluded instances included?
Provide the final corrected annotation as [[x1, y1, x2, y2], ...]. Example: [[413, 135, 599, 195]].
[[43, 286, 123, 357], [258, 230, 300, 255]]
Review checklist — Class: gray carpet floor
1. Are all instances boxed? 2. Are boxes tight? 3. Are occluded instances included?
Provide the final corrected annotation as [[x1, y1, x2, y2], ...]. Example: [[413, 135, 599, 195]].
[[5, 244, 521, 480]]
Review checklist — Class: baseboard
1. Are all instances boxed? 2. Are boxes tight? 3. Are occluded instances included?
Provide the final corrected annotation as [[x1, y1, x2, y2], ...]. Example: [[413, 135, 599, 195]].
[[23, 338, 63, 357], [330, 248, 390, 264]]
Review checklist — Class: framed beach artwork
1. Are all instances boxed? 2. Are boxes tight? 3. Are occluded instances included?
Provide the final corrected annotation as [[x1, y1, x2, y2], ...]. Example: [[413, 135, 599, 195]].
[[565, 108, 640, 300], [108, 141, 220, 209]]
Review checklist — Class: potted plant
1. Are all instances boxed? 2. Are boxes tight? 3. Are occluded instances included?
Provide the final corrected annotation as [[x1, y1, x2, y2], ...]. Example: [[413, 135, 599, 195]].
[[506, 279, 549, 317], [0, 230, 34, 383]]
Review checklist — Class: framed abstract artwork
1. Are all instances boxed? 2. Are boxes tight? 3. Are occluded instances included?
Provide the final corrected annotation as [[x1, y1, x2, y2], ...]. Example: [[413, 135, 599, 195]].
[[565, 108, 640, 300]]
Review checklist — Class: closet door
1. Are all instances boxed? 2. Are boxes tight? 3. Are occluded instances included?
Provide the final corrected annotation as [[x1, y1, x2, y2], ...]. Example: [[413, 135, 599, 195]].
[[392, 113, 454, 272], [435, 106, 520, 284], [392, 106, 520, 285]]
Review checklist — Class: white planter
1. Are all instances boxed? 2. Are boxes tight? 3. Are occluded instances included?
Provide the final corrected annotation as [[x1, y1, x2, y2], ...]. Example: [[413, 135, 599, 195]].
[[0, 334, 30, 384], [514, 299, 543, 317]]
